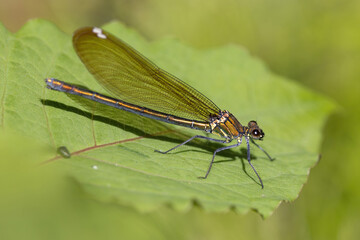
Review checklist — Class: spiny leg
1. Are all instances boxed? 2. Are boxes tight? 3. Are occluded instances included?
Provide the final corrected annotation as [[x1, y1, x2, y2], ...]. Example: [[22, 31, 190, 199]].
[[199, 139, 242, 179], [155, 135, 227, 154], [250, 138, 275, 161], [246, 137, 264, 188]]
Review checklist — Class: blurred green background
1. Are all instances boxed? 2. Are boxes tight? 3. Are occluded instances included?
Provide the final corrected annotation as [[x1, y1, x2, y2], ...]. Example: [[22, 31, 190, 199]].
[[0, 0, 359, 239]]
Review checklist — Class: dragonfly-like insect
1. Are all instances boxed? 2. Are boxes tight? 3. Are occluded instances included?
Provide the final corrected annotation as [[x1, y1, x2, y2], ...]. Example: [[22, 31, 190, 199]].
[[46, 27, 273, 188]]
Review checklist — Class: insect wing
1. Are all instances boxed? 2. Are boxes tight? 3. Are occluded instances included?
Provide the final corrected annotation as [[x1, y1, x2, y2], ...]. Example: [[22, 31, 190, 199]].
[[73, 27, 220, 121]]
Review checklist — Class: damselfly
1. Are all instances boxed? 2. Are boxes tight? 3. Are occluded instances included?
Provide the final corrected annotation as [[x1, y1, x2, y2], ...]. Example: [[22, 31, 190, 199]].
[[45, 27, 273, 188]]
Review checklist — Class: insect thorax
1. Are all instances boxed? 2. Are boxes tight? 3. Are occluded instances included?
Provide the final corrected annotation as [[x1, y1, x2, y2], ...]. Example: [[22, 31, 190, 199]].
[[210, 110, 245, 140]]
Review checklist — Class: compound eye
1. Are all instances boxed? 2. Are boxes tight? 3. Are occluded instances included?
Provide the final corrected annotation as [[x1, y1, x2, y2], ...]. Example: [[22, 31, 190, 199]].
[[252, 129, 260, 137], [251, 129, 264, 139], [248, 121, 258, 128]]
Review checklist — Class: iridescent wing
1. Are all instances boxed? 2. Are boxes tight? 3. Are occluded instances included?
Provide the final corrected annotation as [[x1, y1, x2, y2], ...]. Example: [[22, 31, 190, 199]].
[[73, 27, 221, 122]]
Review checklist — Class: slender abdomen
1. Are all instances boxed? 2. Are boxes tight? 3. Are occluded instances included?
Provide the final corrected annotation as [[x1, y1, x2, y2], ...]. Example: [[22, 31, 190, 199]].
[[45, 78, 210, 132]]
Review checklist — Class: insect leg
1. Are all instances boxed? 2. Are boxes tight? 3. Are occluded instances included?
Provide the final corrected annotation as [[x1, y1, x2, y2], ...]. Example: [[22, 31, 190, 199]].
[[246, 137, 264, 188], [199, 140, 242, 179], [155, 135, 227, 154], [250, 138, 275, 161]]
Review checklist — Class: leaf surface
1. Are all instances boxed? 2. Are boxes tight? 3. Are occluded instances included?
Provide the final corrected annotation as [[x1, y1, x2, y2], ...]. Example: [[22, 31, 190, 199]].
[[0, 20, 335, 217]]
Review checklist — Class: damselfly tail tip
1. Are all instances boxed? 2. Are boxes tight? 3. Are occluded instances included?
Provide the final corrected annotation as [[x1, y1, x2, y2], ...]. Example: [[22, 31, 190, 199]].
[[45, 78, 54, 89]]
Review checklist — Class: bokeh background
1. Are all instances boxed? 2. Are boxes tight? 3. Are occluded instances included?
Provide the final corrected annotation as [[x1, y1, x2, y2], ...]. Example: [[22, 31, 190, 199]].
[[1, 0, 359, 239]]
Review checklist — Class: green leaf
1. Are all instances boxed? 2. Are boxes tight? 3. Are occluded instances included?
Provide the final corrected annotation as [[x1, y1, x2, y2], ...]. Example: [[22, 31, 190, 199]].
[[0, 19, 335, 217]]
